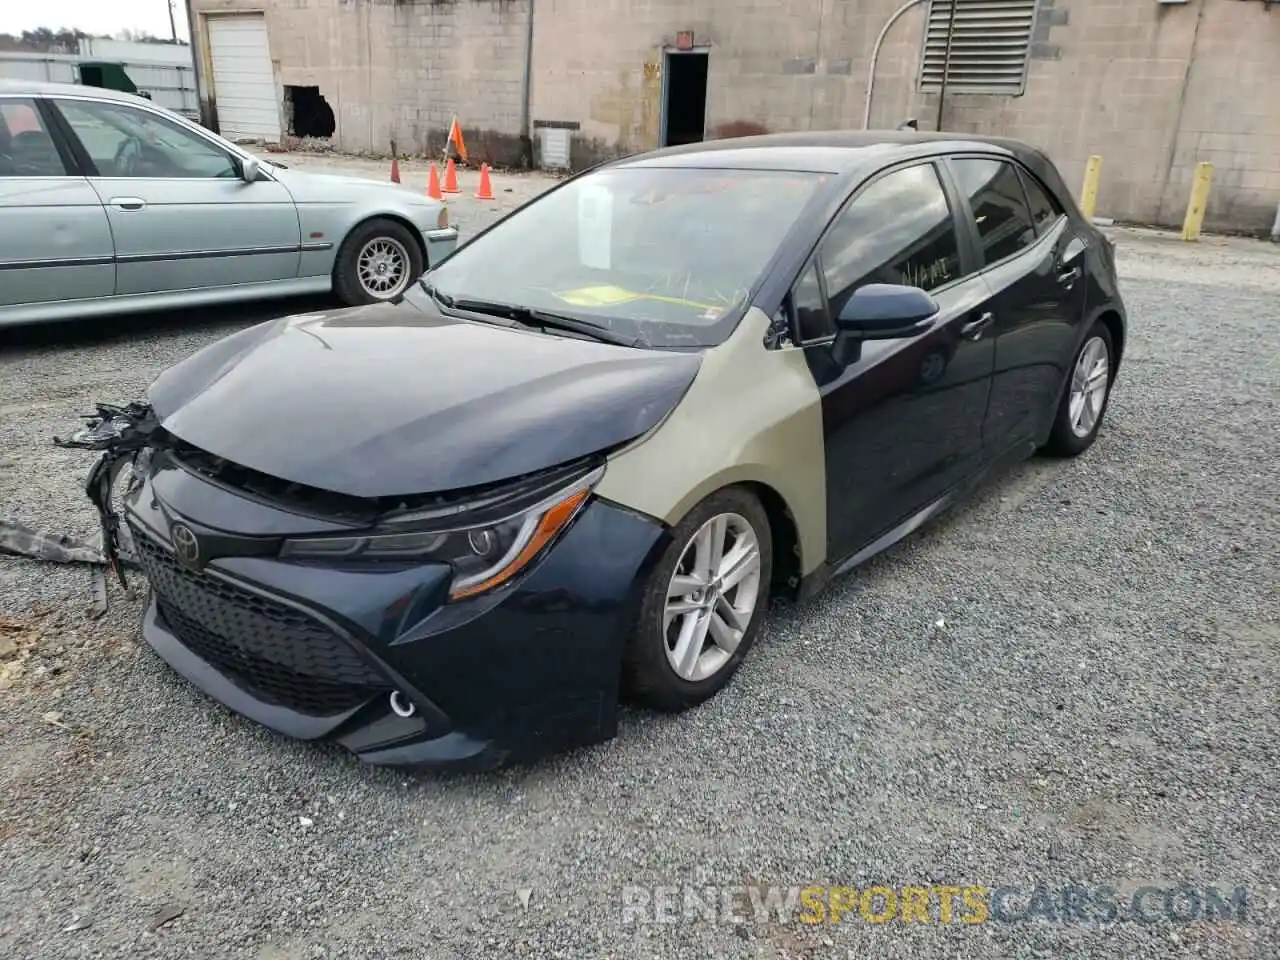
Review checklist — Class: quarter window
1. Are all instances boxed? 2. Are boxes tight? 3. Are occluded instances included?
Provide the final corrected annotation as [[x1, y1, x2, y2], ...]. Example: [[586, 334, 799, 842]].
[[0, 99, 67, 177], [54, 99, 239, 179], [818, 163, 964, 320], [950, 157, 1038, 265], [791, 262, 829, 342]]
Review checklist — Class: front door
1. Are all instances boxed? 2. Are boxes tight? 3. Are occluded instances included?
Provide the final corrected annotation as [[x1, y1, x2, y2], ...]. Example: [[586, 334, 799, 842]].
[[795, 161, 997, 564], [0, 97, 115, 314], [944, 155, 1090, 451], [48, 96, 300, 297]]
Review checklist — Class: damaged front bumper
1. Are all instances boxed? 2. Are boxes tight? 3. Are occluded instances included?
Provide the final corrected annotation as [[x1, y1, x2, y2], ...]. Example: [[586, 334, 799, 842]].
[[58, 405, 669, 769]]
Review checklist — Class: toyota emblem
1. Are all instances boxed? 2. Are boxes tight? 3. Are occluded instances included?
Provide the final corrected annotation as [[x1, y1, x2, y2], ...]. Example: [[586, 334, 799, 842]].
[[170, 522, 201, 569]]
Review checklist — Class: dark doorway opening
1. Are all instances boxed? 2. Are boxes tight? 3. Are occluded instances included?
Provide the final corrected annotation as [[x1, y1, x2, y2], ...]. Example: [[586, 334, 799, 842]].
[[284, 85, 335, 138], [662, 51, 708, 147]]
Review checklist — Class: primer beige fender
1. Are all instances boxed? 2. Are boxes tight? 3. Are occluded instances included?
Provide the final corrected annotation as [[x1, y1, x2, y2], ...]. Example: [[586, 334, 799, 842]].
[[594, 307, 828, 576]]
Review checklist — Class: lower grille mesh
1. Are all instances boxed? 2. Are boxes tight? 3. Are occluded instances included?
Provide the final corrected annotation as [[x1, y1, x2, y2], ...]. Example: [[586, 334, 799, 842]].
[[134, 526, 389, 716]]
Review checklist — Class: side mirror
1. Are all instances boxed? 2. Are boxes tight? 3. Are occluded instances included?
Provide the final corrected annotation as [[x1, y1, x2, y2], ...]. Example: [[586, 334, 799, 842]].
[[829, 283, 938, 366], [240, 156, 261, 183]]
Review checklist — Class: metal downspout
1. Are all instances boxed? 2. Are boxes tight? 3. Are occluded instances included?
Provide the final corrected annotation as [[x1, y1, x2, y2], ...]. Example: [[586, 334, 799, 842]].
[[519, 0, 536, 168], [862, 0, 928, 129]]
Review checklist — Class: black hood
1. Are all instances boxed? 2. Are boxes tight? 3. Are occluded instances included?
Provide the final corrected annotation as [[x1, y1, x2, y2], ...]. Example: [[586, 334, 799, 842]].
[[147, 300, 702, 499]]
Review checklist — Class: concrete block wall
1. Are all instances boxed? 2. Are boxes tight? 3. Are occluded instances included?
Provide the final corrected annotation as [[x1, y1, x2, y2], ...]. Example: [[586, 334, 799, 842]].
[[528, 0, 1279, 234], [191, 0, 530, 162], [192, 0, 1279, 232], [933, 0, 1280, 233]]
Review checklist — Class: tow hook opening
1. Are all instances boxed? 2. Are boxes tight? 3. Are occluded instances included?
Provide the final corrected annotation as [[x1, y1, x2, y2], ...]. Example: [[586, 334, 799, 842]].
[[388, 690, 417, 718]]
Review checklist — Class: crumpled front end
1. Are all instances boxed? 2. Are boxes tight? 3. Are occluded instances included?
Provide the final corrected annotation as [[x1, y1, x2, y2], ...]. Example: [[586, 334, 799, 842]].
[[111, 438, 669, 770]]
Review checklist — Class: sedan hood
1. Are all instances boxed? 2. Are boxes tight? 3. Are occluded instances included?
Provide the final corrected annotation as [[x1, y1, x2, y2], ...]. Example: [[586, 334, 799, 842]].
[[147, 300, 702, 499]]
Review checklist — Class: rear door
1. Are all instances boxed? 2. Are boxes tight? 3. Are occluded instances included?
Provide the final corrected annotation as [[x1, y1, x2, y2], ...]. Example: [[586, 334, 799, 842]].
[[792, 160, 998, 564], [46, 95, 301, 297], [0, 96, 115, 313], [943, 155, 1089, 451]]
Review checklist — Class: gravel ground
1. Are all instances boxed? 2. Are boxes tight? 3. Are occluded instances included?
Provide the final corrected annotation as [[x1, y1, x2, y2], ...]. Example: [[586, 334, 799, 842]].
[[1, 168, 1277, 960]]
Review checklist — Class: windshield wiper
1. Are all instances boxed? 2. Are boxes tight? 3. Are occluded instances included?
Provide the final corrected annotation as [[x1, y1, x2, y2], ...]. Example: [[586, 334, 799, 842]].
[[442, 295, 641, 348]]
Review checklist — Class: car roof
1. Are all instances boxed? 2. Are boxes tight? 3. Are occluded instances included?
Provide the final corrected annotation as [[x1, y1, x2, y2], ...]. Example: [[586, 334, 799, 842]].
[[611, 129, 1077, 212], [0, 78, 155, 109], [619, 130, 1041, 172]]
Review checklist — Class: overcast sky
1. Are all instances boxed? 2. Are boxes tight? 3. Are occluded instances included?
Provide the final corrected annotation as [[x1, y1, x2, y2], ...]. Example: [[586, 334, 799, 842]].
[[1, 0, 190, 42]]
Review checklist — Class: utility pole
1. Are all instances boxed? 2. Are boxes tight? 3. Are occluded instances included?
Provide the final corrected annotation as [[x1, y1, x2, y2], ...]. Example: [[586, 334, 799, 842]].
[[167, 0, 179, 42]]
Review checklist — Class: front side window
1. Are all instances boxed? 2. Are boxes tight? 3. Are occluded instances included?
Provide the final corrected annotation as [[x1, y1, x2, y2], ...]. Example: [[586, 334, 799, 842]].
[[950, 157, 1038, 265], [0, 98, 67, 177], [817, 163, 963, 320], [421, 165, 828, 348], [54, 99, 239, 179]]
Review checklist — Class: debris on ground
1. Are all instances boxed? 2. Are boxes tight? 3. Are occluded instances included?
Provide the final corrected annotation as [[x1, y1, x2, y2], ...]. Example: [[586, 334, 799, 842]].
[[0, 616, 42, 689], [149, 904, 185, 931], [0, 518, 104, 565]]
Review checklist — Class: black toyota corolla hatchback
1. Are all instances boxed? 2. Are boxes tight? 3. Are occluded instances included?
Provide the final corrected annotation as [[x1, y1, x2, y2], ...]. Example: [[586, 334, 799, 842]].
[[86, 131, 1126, 770]]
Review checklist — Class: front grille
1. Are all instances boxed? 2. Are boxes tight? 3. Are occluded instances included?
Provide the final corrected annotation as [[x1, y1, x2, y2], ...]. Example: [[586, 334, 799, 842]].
[[133, 526, 390, 716]]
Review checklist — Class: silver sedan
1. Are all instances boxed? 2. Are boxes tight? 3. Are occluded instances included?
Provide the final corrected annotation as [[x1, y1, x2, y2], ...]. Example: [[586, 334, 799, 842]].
[[0, 80, 458, 327]]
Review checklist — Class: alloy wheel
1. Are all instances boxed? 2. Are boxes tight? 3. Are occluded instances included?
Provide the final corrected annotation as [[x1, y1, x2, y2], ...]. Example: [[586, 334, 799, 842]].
[[1068, 335, 1110, 438], [663, 512, 763, 683], [356, 236, 410, 299]]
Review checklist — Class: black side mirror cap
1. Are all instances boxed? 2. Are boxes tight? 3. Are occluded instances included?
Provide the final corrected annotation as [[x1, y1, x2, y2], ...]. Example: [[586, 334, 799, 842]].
[[828, 283, 939, 367], [835, 283, 939, 339]]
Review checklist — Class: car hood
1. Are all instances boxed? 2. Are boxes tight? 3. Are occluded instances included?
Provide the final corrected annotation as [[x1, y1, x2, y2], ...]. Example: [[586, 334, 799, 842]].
[[267, 164, 436, 206], [146, 300, 703, 499]]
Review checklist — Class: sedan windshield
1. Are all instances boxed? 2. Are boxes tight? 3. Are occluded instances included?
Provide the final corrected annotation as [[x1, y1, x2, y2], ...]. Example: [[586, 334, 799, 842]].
[[420, 166, 828, 348]]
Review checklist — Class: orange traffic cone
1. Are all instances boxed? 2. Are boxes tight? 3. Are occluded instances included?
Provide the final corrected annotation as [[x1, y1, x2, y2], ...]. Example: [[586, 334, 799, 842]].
[[426, 163, 442, 200], [389, 155, 400, 184], [474, 163, 494, 201], [441, 157, 460, 194]]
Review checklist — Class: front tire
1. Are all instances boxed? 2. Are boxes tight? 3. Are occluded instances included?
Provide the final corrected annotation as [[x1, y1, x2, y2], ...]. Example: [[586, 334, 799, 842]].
[[1042, 321, 1116, 457], [622, 487, 773, 712], [333, 217, 424, 306]]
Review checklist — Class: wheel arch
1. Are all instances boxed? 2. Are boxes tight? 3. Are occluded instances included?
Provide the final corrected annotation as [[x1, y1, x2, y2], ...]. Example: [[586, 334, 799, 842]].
[[740, 480, 804, 601], [1096, 308, 1125, 374], [634, 466, 818, 600], [338, 212, 430, 269]]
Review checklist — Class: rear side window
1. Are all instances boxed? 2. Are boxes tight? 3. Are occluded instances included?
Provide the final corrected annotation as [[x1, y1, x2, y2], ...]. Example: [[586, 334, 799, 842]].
[[817, 162, 964, 319], [1017, 168, 1063, 234], [950, 157, 1038, 265], [0, 98, 67, 177]]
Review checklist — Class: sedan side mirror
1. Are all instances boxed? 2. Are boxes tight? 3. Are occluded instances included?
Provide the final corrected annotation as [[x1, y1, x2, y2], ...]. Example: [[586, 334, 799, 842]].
[[240, 156, 261, 183], [830, 283, 939, 366]]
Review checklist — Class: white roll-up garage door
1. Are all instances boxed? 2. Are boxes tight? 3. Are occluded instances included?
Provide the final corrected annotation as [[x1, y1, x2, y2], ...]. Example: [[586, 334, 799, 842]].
[[206, 14, 281, 143]]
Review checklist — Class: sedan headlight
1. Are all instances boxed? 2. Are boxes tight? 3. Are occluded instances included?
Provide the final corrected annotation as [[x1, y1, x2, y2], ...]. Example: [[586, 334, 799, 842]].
[[278, 468, 599, 601]]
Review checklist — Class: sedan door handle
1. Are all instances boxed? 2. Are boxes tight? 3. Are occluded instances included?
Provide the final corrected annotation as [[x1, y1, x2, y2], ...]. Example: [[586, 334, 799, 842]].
[[110, 197, 146, 211], [960, 311, 994, 340]]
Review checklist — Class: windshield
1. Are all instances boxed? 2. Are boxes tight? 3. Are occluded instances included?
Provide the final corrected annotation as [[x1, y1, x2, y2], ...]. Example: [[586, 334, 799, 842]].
[[420, 165, 828, 348]]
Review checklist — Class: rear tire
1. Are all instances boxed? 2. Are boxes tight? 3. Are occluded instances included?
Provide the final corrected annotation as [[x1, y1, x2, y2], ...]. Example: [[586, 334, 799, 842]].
[[333, 217, 424, 306], [1042, 321, 1115, 457], [621, 487, 773, 712]]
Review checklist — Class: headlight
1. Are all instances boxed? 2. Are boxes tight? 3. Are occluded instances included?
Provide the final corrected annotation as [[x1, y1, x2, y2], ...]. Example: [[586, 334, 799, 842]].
[[278, 468, 599, 601]]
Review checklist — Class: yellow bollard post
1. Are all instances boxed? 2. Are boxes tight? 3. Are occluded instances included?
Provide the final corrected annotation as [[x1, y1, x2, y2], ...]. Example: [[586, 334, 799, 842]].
[[1080, 155, 1103, 220], [1181, 161, 1214, 242]]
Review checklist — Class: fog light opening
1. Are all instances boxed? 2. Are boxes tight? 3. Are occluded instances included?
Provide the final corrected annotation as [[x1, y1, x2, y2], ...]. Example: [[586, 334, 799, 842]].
[[388, 690, 417, 718]]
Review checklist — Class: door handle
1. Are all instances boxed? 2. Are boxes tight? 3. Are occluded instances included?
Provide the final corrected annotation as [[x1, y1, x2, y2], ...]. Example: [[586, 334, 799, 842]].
[[960, 311, 994, 340], [1057, 266, 1082, 286], [110, 197, 146, 211]]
